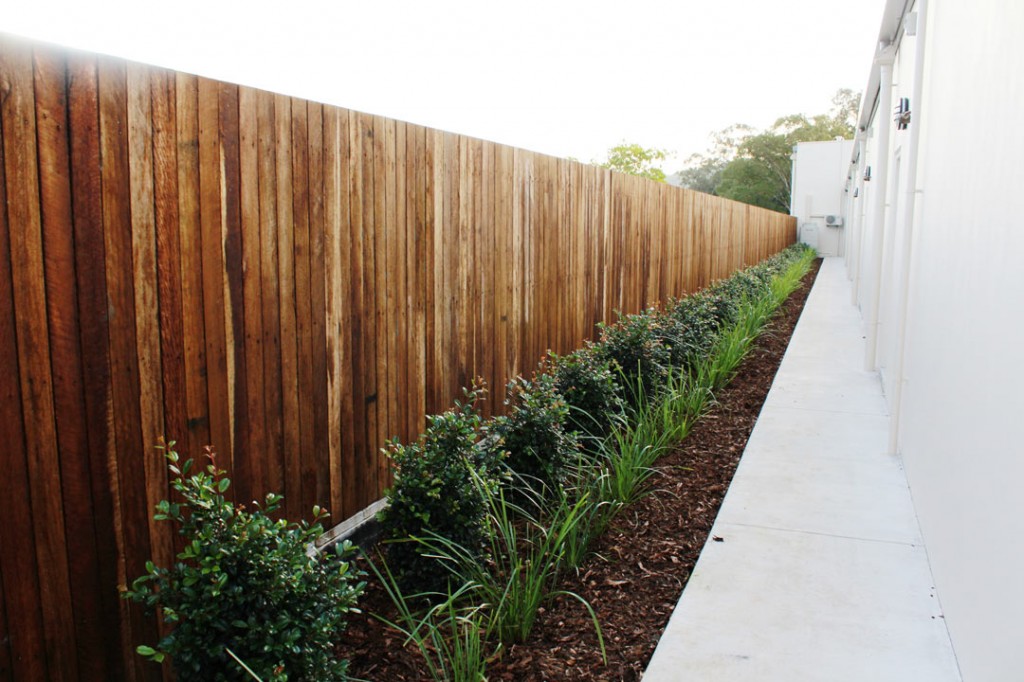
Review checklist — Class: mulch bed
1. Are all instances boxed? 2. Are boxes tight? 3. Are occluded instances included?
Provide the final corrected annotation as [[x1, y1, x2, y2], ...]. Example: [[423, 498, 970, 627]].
[[340, 259, 822, 681]]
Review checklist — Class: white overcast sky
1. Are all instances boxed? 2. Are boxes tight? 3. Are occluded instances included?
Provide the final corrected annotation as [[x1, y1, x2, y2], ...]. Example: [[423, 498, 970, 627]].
[[2, 0, 886, 170]]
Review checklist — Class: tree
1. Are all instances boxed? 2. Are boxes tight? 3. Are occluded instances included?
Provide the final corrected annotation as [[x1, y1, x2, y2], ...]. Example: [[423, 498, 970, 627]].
[[593, 143, 671, 182], [676, 89, 861, 211], [715, 157, 789, 213], [674, 154, 725, 194]]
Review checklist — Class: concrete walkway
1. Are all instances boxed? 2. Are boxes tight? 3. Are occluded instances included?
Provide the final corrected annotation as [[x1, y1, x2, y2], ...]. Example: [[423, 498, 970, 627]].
[[643, 258, 961, 681]]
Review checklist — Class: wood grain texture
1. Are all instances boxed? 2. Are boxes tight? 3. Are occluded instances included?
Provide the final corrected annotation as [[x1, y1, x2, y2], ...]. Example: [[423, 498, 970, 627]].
[[0, 34, 796, 679], [197, 76, 230, 473], [305, 102, 331, 509], [256, 87, 284, 497], [99, 54, 164, 682], [3, 42, 81, 682], [67, 52, 126, 681], [0, 39, 49, 681], [34, 46, 114, 680], [291, 98, 317, 510], [219, 81, 247, 505], [238, 85, 268, 504], [274, 93, 301, 520], [174, 72, 211, 465]]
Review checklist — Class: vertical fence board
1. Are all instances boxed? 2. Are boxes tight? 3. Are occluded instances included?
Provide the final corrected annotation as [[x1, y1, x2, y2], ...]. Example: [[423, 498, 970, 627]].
[[67, 52, 125, 680], [345, 111, 367, 518], [0, 44, 49, 681], [151, 68, 187, 475], [34, 46, 112, 680], [100, 55, 163, 682], [273, 94, 301, 520], [371, 114, 388, 489], [322, 106, 341, 515], [198, 77, 230, 476], [238, 86, 268, 503], [427, 129, 443, 412], [323, 106, 352, 519], [219, 82, 247, 506], [291, 98, 317, 511], [127, 63, 175, 602], [173, 73, 210, 465], [306, 102, 331, 509], [383, 117, 401, 481], [404, 123, 425, 439], [2, 43, 80, 681], [256, 88, 284, 496]]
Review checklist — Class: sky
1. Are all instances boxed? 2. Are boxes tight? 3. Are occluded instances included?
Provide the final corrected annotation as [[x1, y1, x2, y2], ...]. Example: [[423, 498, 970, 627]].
[[2, 0, 886, 172]]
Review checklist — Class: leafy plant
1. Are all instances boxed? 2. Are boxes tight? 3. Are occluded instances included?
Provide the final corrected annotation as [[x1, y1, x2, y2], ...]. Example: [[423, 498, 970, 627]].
[[664, 295, 723, 370], [595, 408, 671, 507], [596, 311, 670, 410], [418, 484, 605, 653], [649, 368, 710, 443], [377, 386, 505, 592], [491, 373, 580, 498], [123, 444, 365, 682], [370, 560, 491, 682], [550, 346, 623, 445]]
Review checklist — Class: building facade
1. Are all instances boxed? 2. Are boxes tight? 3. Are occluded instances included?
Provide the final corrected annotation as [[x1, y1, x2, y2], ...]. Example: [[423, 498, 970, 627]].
[[840, 1, 1024, 679]]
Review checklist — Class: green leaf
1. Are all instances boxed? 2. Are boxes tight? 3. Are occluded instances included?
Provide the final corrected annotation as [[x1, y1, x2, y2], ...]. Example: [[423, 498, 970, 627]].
[[218, 478, 231, 493], [136, 644, 163, 662]]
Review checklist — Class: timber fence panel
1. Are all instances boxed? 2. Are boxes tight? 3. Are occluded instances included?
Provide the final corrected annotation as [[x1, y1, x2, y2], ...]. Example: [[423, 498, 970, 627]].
[[0, 34, 797, 680]]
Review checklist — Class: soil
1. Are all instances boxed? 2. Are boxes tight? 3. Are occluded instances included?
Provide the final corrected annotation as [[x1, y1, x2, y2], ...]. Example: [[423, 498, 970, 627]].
[[340, 259, 822, 681]]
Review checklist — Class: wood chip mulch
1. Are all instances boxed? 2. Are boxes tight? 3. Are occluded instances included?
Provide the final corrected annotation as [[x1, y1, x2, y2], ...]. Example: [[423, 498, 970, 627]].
[[340, 259, 822, 681]]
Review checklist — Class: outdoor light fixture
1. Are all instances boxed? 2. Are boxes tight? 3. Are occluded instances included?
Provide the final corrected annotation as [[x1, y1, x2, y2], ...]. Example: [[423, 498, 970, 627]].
[[894, 97, 911, 130]]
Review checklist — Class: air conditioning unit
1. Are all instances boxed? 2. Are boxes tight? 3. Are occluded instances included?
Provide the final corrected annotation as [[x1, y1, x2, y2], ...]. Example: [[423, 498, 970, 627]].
[[825, 214, 844, 227]]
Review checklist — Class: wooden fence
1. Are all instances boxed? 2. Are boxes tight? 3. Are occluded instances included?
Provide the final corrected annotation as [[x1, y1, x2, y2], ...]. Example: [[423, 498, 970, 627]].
[[0, 33, 795, 681]]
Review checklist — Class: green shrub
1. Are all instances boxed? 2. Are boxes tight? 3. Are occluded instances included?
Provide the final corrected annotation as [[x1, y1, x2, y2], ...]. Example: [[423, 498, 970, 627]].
[[550, 345, 623, 442], [664, 295, 722, 369], [491, 373, 580, 497], [596, 311, 670, 410], [711, 270, 768, 304], [652, 313, 691, 369], [377, 387, 504, 592], [123, 444, 365, 682], [701, 289, 742, 329]]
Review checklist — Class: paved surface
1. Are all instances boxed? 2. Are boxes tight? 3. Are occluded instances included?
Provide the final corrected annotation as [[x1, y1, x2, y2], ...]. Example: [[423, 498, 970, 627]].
[[643, 258, 961, 681]]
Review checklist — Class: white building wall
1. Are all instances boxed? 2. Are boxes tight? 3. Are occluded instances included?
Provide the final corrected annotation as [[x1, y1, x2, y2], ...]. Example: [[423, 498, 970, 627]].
[[791, 139, 855, 257], [848, 2, 1024, 679]]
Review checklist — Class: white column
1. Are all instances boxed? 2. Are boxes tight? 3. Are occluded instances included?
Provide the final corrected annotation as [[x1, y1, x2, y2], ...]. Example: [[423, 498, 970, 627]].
[[889, 2, 929, 454], [865, 47, 896, 372]]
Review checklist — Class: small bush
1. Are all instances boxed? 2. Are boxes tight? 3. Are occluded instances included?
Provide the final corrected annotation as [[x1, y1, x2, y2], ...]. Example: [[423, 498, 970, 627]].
[[652, 313, 691, 369], [596, 311, 670, 409], [550, 346, 623, 442], [377, 387, 504, 592], [123, 444, 365, 682], [492, 373, 580, 497], [664, 295, 722, 369], [711, 270, 767, 304]]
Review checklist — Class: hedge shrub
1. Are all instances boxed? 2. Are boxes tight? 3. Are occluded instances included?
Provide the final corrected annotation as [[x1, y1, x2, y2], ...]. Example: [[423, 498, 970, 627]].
[[377, 388, 504, 592], [123, 445, 365, 682], [491, 373, 580, 497], [596, 311, 670, 409], [550, 345, 623, 442]]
